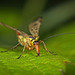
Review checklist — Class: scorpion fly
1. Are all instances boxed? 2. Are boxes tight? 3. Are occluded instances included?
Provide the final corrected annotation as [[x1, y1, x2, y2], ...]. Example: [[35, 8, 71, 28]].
[[0, 17, 53, 59], [0, 17, 75, 59]]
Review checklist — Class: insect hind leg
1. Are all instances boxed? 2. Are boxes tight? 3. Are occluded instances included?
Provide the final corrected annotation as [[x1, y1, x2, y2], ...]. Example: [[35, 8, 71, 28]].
[[39, 40, 56, 55], [1, 43, 20, 52]]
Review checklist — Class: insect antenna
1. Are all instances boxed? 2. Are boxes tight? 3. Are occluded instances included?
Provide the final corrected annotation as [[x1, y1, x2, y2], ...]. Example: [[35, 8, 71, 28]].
[[0, 22, 23, 34], [43, 32, 75, 41]]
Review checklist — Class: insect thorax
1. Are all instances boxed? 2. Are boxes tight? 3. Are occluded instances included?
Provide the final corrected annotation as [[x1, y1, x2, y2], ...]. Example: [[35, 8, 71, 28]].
[[17, 35, 39, 50]]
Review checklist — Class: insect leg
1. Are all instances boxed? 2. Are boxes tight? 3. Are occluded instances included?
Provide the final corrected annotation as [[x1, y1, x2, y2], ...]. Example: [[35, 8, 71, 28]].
[[1, 43, 20, 52], [0, 22, 22, 34], [39, 40, 56, 55], [17, 44, 26, 59], [9, 43, 20, 50]]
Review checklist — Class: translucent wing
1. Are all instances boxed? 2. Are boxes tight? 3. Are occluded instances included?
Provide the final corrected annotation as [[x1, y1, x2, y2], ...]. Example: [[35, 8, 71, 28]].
[[29, 17, 42, 36]]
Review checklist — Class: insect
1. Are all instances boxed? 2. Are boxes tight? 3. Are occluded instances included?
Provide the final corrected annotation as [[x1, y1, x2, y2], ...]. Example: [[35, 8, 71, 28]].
[[0, 17, 74, 59], [0, 17, 54, 59]]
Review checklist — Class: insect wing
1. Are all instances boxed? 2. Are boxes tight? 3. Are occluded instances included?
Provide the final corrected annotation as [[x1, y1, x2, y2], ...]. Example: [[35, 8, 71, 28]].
[[29, 17, 42, 36]]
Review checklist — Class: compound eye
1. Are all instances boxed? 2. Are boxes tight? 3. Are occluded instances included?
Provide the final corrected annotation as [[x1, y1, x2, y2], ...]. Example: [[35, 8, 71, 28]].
[[33, 41, 36, 45], [33, 41, 39, 45]]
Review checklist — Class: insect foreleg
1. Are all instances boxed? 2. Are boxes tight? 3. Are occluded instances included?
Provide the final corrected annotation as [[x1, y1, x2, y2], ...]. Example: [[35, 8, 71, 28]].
[[17, 44, 26, 59], [39, 40, 56, 55], [1, 43, 20, 52]]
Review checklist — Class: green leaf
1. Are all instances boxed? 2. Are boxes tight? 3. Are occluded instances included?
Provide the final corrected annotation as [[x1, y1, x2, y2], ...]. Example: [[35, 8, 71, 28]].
[[0, 44, 70, 75]]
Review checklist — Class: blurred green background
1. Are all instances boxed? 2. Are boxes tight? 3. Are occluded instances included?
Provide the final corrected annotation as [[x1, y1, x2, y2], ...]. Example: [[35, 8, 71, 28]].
[[0, 0, 75, 75]]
